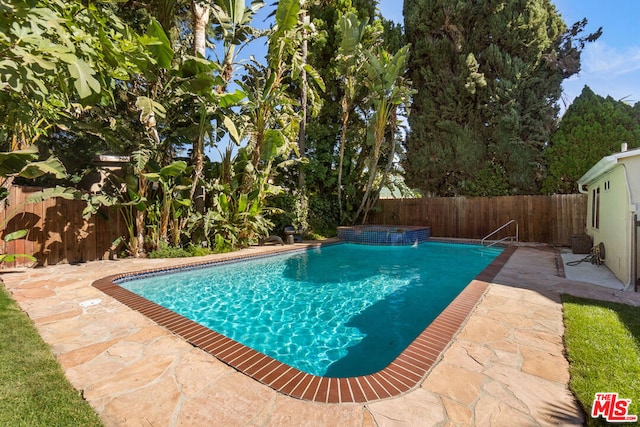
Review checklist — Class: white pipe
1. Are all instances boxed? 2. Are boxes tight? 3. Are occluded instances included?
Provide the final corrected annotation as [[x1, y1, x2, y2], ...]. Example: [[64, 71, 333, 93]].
[[634, 213, 638, 292]]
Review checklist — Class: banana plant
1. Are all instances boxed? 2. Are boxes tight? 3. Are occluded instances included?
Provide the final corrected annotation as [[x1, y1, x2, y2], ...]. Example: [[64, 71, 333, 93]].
[[142, 160, 192, 248], [154, 55, 243, 210], [238, 0, 323, 184], [336, 12, 369, 222], [0, 146, 66, 201], [80, 174, 147, 258], [196, 143, 284, 249], [210, 0, 265, 91], [354, 44, 415, 224]]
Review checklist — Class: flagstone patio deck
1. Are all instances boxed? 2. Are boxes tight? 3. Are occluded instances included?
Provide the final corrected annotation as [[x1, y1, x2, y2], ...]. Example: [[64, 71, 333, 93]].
[[2, 243, 640, 426]]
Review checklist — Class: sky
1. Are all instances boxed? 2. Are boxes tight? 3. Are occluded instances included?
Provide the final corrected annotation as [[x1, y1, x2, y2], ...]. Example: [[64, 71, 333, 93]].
[[377, 0, 640, 110]]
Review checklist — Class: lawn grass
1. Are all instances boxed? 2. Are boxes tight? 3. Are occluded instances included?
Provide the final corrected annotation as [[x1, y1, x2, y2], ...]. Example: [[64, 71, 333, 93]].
[[562, 295, 640, 426], [0, 283, 103, 427]]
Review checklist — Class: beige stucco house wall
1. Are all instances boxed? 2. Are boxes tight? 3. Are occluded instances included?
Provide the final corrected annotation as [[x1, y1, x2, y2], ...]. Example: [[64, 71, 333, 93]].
[[577, 147, 640, 290]]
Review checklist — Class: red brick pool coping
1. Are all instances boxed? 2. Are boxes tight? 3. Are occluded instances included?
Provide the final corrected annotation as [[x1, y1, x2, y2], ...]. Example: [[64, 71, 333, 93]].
[[92, 243, 516, 403]]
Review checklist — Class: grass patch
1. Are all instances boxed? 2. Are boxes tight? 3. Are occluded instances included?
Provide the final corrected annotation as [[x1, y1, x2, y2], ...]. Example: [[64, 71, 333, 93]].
[[562, 295, 640, 426], [0, 283, 102, 427]]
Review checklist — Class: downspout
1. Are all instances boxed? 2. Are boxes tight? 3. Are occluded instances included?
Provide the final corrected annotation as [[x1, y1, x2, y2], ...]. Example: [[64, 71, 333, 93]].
[[578, 183, 589, 194], [631, 213, 640, 292]]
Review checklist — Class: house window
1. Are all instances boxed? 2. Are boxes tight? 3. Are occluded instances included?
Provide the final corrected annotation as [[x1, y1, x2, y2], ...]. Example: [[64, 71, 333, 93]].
[[604, 180, 611, 191], [591, 187, 600, 229]]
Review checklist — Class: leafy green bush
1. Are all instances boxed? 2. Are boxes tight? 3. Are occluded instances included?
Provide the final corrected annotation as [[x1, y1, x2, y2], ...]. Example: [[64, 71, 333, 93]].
[[186, 245, 212, 257], [269, 192, 297, 236], [209, 235, 233, 254], [148, 239, 233, 259], [307, 194, 339, 237], [148, 244, 192, 259]]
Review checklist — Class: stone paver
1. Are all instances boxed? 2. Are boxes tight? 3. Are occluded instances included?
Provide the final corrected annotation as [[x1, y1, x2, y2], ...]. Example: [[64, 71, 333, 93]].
[[2, 243, 640, 426]]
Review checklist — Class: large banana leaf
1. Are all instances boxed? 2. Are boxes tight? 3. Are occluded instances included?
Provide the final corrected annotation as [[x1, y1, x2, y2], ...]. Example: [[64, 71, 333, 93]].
[[303, 64, 325, 92], [179, 56, 222, 77], [339, 13, 368, 56], [238, 193, 248, 213], [261, 129, 285, 162], [275, 0, 300, 33], [219, 90, 245, 108], [142, 160, 188, 180], [211, 0, 264, 44], [18, 157, 67, 180], [0, 254, 36, 263], [0, 146, 38, 177], [4, 229, 28, 242], [145, 19, 173, 69], [223, 116, 242, 144], [26, 186, 80, 203]]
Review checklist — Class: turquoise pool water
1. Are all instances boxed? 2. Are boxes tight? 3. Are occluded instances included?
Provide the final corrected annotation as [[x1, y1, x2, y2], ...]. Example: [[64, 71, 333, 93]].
[[118, 242, 502, 377]]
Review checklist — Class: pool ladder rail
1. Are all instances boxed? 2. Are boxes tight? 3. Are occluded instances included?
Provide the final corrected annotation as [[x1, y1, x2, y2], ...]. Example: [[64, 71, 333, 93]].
[[481, 220, 519, 247]]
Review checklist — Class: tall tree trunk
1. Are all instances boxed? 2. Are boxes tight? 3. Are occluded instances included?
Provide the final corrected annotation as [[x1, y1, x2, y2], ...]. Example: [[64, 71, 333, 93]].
[[297, 15, 308, 233], [218, 45, 235, 94], [135, 176, 148, 257], [337, 97, 350, 223], [191, 1, 210, 212], [355, 100, 388, 224], [191, 1, 209, 58], [298, 42, 307, 191], [189, 108, 207, 212], [362, 110, 398, 224]]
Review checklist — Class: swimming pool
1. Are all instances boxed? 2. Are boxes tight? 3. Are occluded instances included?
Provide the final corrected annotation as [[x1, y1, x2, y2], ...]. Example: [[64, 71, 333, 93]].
[[94, 241, 515, 403]]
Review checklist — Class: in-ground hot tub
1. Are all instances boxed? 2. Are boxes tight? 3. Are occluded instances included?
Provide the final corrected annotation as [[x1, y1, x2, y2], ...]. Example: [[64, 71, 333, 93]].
[[337, 225, 431, 245]]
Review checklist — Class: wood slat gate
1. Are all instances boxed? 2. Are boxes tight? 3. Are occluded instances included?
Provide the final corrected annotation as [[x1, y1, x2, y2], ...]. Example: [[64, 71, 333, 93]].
[[1, 186, 125, 266]]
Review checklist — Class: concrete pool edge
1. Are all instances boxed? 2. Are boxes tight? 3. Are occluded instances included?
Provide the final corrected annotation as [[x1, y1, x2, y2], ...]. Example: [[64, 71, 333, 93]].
[[92, 242, 517, 404]]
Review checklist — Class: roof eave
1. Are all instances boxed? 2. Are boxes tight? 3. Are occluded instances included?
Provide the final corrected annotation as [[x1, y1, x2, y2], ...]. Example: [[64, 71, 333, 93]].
[[577, 148, 640, 189], [577, 156, 618, 189]]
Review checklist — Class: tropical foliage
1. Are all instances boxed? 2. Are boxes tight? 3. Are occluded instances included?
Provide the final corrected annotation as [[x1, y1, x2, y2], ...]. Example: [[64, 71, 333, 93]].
[[299, 1, 412, 227], [1, 0, 617, 263], [3, 0, 326, 260], [0, 0, 158, 149]]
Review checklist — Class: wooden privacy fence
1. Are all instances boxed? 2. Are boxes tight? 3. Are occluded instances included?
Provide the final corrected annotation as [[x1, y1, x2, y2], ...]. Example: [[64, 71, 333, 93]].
[[1, 186, 125, 266], [1, 186, 587, 266], [369, 194, 588, 246]]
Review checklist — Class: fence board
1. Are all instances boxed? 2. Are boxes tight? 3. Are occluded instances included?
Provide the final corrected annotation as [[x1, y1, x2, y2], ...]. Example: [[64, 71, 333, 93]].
[[95, 208, 116, 260], [44, 193, 63, 265], [370, 194, 588, 245]]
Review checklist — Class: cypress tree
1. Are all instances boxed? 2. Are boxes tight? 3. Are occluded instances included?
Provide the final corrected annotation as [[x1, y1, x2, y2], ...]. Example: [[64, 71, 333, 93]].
[[542, 86, 640, 194], [403, 0, 600, 196]]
